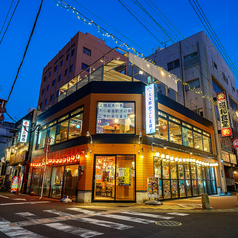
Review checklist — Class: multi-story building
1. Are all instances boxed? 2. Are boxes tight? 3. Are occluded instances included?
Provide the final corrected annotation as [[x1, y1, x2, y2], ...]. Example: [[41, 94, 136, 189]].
[[38, 31, 128, 111], [148, 31, 238, 193], [28, 52, 218, 203]]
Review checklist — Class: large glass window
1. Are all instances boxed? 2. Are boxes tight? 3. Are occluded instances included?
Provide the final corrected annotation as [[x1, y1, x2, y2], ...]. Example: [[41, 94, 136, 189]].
[[56, 120, 69, 143], [155, 118, 168, 141], [30, 168, 41, 195], [68, 113, 83, 139], [47, 126, 56, 145], [182, 127, 193, 147], [50, 166, 64, 199], [96, 102, 135, 134], [169, 121, 182, 144], [42, 167, 52, 197], [38, 129, 46, 148], [194, 132, 203, 150], [163, 161, 170, 179], [203, 136, 211, 153]]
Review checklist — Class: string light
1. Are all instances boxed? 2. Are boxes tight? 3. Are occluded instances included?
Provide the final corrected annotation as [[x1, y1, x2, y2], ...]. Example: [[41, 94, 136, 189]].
[[53, 0, 238, 120]]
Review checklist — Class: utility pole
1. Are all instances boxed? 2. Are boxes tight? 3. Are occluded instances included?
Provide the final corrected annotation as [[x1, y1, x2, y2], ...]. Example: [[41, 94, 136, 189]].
[[39, 137, 50, 199]]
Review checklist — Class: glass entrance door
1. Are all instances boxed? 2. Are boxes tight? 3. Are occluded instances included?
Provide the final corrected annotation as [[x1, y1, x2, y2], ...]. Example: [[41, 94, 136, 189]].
[[93, 155, 135, 201], [63, 165, 78, 202], [50, 166, 64, 199]]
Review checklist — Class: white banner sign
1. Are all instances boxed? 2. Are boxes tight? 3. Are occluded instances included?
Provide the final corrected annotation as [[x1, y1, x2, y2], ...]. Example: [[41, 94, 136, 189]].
[[20, 120, 30, 143]]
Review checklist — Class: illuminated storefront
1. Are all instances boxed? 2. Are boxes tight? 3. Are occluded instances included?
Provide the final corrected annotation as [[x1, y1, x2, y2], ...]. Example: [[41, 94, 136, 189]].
[[28, 78, 218, 203]]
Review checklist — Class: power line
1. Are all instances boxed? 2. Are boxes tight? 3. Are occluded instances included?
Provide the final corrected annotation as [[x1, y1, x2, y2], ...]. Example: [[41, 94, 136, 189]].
[[0, 0, 20, 45], [0, 0, 15, 35], [7, 0, 43, 104]]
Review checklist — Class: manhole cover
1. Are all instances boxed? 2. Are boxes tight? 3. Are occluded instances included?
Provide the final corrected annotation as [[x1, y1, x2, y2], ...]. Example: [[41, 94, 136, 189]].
[[155, 221, 182, 226]]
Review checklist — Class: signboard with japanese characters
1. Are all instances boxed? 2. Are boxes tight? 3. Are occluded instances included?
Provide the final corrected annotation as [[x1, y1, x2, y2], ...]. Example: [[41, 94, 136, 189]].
[[97, 103, 132, 120], [221, 150, 230, 163], [230, 153, 237, 164], [145, 84, 157, 134], [20, 120, 30, 143], [11, 176, 19, 193], [217, 92, 232, 137]]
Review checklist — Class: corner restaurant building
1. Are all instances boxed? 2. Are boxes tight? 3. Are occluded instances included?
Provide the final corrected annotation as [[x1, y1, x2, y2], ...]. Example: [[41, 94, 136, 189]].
[[29, 81, 218, 203]]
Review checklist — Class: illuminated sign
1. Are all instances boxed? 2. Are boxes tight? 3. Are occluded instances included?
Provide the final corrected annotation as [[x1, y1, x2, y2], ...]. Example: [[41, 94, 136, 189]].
[[230, 153, 237, 164], [11, 176, 19, 193], [221, 150, 230, 163], [232, 137, 238, 150], [20, 120, 30, 143], [145, 84, 156, 134], [217, 92, 232, 137]]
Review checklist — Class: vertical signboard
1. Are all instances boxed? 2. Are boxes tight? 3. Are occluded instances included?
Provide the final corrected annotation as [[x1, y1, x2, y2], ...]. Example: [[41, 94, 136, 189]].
[[217, 92, 232, 137], [20, 120, 30, 143], [145, 84, 157, 134], [147, 177, 159, 198], [11, 176, 19, 193]]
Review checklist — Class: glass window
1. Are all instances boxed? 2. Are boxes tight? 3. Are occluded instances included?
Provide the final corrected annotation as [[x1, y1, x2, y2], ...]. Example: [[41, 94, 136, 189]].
[[169, 121, 182, 144], [83, 47, 91, 56], [30, 168, 41, 196], [163, 180, 171, 199], [178, 163, 184, 179], [38, 129, 46, 148], [169, 116, 180, 124], [42, 167, 52, 197], [191, 163, 197, 179], [186, 180, 192, 196], [194, 132, 203, 150], [185, 79, 200, 91], [185, 163, 190, 179], [71, 107, 83, 116], [96, 102, 135, 134], [197, 165, 203, 179], [154, 157, 162, 178], [171, 180, 178, 198], [182, 127, 193, 147], [194, 127, 202, 133], [203, 136, 211, 152], [56, 120, 69, 143], [182, 122, 192, 129], [158, 111, 167, 118], [58, 114, 69, 122], [192, 180, 198, 196], [198, 180, 204, 195], [155, 118, 168, 141], [48, 121, 57, 127], [179, 180, 186, 197], [50, 166, 64, 199], [47, 125, 56, 145], [210, 167, 215, 180], [68, 113, 83, 139], [170, 161, 177, 179], [162, 161, 170, 179]]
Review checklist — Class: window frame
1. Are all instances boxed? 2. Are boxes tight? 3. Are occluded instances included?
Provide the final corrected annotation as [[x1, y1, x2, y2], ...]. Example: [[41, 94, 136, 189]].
[[83, 47, 91, 56]]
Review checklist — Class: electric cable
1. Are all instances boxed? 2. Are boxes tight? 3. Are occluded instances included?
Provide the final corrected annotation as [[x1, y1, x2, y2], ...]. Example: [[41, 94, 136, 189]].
[[0, 0, 15, 35], [0, 0, 20, 45]]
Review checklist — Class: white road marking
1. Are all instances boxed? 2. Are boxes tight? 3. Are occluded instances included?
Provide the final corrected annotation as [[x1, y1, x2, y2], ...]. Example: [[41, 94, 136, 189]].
[[45, 222, 103, 238], [0, 195, 9, 199], [44, 209, 133, 230], [0, 218, 45, 238], [167, 212, 189, 216], [121, 211, 174, 220], [99, 214, 156, 224], [13, 198, 26, 201], [79, 217, 133, 230], [15, 212, 39, 218], [67, 207, 97, 214], [0, 201, 51, 206]]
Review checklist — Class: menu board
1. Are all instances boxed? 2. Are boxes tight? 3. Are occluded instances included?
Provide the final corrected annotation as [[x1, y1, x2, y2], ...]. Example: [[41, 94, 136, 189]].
[[11, 176, 19, 193], [222, 151, 230, 163], [147, 177, 159, 198], [118, 168, 131, 186], [230, 154, 237, 164]]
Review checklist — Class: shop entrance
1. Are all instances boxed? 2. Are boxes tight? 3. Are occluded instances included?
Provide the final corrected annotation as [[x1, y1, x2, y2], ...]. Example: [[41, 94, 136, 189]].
[[93, 155, 135, 202]]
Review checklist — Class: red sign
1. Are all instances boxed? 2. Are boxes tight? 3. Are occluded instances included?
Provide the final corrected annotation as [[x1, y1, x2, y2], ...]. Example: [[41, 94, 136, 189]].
[[232, 138, 238, 150], [11, 176, 19, 193], [217, 92, 232, 137]]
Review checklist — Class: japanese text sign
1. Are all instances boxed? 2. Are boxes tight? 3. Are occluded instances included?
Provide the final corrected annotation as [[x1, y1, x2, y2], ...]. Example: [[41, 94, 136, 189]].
[[217, 92, 232, 137], [20, 120, 30, 143]]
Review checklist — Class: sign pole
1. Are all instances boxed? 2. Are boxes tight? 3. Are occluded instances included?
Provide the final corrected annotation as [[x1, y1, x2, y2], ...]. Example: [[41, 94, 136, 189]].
[[39, 137, 50, 200]]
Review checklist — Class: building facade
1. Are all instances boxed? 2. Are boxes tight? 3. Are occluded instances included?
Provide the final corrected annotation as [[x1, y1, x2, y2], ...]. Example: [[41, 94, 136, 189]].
[[38, 31, 128, 111], [148, 31, 238, 192], [28, 59, 218, 203]]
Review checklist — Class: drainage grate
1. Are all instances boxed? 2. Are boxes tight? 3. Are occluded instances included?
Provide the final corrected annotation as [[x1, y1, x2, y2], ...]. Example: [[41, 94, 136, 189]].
[[155, 221, 182, 226]]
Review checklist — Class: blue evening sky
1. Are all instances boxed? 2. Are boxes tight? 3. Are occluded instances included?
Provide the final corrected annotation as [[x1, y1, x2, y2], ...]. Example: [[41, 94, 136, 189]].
[[0, 0, 237, 122]]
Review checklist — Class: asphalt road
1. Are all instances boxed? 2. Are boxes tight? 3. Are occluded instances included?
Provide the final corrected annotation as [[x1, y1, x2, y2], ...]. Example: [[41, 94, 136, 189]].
[[0, 194, 238, 238]]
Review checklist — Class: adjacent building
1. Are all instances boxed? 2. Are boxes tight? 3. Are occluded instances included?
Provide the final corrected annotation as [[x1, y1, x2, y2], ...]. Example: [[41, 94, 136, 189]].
[[38, 31, 128, 111], [147, 31, 238, 193]]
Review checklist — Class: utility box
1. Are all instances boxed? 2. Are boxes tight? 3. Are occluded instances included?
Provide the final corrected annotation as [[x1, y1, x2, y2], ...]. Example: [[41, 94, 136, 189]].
[[201, 193, 210, 209]]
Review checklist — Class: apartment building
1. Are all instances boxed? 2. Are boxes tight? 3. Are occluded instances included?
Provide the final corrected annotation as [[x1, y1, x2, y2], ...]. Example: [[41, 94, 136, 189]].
[[148, 31, 238, 192], [38, 31, 128, 111]]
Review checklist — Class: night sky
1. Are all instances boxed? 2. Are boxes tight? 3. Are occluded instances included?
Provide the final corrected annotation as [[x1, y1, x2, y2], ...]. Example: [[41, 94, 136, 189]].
[[0, 0, 237, 122]]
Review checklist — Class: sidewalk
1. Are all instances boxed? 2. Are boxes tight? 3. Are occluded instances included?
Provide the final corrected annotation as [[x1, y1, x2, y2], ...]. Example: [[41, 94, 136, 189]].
[[1, 191, 238, 212]]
